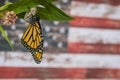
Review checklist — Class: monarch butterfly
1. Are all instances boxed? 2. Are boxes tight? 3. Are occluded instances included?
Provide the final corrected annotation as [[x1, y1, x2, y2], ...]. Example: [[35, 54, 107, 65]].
[[21, 15, 44, 64]]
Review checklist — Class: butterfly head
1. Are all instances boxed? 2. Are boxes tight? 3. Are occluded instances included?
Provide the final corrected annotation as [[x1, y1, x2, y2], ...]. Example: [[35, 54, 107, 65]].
[[29, 15, 40, 25]]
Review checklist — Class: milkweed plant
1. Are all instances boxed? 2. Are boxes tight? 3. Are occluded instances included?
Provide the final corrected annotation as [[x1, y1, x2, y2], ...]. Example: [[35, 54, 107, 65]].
[[0, 0, 74, 51]]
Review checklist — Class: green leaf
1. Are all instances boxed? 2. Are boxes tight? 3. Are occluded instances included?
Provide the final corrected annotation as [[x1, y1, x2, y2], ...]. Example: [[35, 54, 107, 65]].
[[0, 2, 13, 11], [1, 0, 74, 21], [5, 0, 37, 14], [8, 0, 56, 14], [0, 12, 3, 17], [45, 0, 57, 2], [0, 25, 14, 51], [36, 3, 74, 21], [17, 12, 26, 18]]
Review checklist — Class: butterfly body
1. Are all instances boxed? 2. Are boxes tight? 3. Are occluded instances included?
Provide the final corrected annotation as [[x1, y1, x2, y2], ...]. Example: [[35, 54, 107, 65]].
[[21, 16, 44, 64]]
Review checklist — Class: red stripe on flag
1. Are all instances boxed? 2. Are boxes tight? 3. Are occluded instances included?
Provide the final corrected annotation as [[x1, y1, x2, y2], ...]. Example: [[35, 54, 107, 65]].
[[70, 16, 120, 29], [87, 68, 120, 78], [0, 67, 86, 79], [0, 67, 120, 79], [73, 0, 120, 6], [68, 42, 120, 54]]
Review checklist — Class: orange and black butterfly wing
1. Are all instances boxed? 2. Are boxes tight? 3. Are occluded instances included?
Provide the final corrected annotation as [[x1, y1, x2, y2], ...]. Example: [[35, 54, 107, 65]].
[[21, 20, 43, 64]]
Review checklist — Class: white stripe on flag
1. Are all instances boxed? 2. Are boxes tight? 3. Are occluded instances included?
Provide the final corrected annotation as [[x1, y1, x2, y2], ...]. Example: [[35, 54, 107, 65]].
[[68, 27, 120, 44], [0, 52, 120, 68], [71, 1, 120, 20]]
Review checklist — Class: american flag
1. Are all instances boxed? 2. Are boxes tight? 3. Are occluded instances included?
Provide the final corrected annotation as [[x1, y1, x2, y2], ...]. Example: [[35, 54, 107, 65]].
[[0, 0, 120, 79]]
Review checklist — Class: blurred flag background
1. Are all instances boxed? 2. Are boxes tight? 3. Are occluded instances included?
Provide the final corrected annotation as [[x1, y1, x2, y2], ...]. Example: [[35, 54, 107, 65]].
[[0, 0, 120, 79]]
